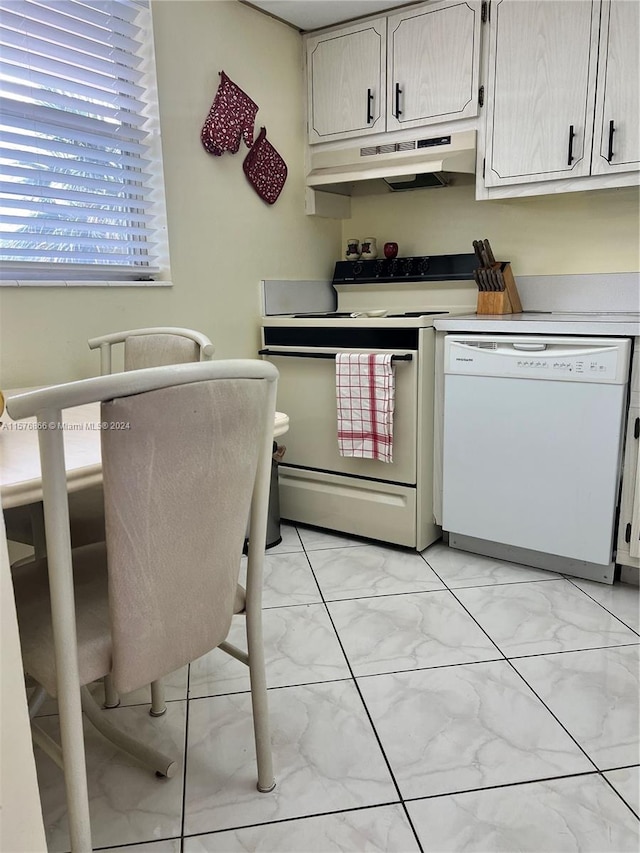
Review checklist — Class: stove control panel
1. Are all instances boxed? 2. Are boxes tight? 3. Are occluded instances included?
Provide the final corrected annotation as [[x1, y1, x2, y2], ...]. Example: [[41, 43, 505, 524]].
[[333, 253, 477, 284]]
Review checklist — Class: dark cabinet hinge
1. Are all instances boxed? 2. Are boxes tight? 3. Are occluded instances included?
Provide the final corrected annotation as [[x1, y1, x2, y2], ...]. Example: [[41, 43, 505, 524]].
[[481, 1, 489, 23], [635, 416, 639, 439], [625, 523, 632, 544], [478, 85, 485, 107]]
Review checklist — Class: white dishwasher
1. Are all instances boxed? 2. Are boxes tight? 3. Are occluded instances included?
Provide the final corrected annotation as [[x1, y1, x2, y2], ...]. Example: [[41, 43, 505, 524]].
[[442, 335, 632, 584]]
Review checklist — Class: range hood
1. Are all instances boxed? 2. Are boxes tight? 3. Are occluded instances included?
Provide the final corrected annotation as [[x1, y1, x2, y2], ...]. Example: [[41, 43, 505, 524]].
[[306, 130, 476, 194]]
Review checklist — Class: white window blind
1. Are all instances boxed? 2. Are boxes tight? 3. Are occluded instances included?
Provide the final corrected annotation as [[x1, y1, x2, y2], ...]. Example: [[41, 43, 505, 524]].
[[0, 0, 170, 283]]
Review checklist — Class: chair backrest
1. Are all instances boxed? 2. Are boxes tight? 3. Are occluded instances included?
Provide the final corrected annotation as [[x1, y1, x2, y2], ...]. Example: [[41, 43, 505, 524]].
[[6, 360, 278, 694], [87, 327, 215, 375]]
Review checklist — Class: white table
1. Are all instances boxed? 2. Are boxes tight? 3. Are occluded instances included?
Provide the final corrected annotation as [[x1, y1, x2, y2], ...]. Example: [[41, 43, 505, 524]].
[[0, 390, 289, 510]]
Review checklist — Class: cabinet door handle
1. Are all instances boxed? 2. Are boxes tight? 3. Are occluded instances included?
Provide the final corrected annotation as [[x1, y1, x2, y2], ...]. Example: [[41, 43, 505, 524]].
[[367, 88, 374, 124], [567, 125, 575, 165], [607, 119, 615, 162], [394, 82, 403, 118]]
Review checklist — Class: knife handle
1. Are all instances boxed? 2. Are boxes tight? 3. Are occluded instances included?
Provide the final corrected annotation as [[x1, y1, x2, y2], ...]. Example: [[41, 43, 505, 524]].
[[483, 239, 496, 265]]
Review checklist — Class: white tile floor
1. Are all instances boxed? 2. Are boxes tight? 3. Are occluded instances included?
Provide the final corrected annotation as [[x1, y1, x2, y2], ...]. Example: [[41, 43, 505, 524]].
[[33, 526, 640, 853]]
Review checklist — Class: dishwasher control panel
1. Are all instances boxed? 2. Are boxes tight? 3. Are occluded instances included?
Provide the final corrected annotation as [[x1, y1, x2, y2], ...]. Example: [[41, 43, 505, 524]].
[[444, 335, 631, 384]]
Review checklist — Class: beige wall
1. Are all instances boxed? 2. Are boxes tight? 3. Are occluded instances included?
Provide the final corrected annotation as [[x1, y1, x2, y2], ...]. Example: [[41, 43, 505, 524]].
[[0, 1, 341, 388], [343, 177, 640, 277]]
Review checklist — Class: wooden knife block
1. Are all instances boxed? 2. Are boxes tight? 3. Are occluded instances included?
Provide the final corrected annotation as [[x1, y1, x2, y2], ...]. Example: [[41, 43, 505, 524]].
[[476, 262, 523, 315]]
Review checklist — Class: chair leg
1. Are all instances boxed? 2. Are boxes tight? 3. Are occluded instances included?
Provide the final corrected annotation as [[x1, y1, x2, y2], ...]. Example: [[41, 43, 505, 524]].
[[245, 606, 276, 793], [28, 685, 48, 719], [58, 686, 93, 853], [102, 674, 120, 709], [149, 679, 167, 717], [80, 687, 176, 778]]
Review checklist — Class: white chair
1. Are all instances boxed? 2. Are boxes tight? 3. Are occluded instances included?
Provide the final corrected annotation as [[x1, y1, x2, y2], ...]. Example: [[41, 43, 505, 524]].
[[5, 328, 214, 553], [87, 326, 215, 374], [8, 359, 278, 853], [5, 327, 216, 715]]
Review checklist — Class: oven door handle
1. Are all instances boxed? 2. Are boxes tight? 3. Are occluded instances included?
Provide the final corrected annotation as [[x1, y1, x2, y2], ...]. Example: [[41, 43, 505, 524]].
[[259, 349, 413, 362]]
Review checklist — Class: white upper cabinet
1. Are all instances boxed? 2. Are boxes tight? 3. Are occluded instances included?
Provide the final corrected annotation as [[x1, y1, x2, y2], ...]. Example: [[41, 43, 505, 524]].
[[591, 0, 640, 175], [306, 18, 386, 144], [484, 0, 600, 187], [386, 0, 482, 132]]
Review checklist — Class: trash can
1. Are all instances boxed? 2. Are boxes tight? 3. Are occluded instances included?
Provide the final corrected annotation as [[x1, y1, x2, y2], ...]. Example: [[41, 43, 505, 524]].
[[245, 442, 285, 552], [267, 442, 285, 548]]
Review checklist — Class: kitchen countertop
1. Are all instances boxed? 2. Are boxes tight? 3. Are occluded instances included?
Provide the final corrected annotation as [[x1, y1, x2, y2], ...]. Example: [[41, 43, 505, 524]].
[[433, 312, 640, 337]]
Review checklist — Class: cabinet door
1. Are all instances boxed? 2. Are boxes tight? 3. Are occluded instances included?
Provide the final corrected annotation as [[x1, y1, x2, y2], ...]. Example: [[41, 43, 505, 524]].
[[616, 405, 640, 565], [386, 0, 482, 132], [306, 18, 386, 144], [484, 0, 600, 187], [591, 0, 640, 175]]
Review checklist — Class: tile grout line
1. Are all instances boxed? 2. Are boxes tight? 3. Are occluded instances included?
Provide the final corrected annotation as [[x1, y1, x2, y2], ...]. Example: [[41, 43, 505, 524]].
[[180, 801, 404, 845], [562, 575, 640, 636], [418, 552, 509, 662], [400, 768, 624, 802], [600, 769, 640, 821], [301, 540, 426, 853], [503, 658, 602, 773], [316, 575, 568, 603]]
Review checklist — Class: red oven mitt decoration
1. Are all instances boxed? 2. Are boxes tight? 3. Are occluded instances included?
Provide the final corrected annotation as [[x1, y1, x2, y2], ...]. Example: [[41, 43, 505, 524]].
[[201, 71, 258, 156], [243, 127, 288, 204]]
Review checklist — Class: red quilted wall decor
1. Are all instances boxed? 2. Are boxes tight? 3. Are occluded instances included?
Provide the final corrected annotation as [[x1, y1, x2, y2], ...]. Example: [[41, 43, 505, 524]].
[[243, 127, 288, 205], [201, 70, 258, 156]]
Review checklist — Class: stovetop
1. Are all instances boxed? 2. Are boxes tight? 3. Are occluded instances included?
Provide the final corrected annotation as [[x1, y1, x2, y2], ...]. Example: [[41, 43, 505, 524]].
[[289, 310, 450, 319], [262, 310, 461, 330], [262, 254, 481, 326]]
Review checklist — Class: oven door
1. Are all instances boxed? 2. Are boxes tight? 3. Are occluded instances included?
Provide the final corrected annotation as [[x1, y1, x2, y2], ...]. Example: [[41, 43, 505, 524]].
[[260, 344, 418, 485]]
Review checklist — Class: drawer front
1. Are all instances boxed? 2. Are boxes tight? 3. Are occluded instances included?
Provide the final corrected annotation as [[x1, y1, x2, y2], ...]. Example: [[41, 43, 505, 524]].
[[279, 466, 417, 547]]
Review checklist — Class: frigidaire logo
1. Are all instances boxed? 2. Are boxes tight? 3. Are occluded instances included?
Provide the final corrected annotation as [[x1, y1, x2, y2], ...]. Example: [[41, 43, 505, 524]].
[[455, 357, 474, 362]]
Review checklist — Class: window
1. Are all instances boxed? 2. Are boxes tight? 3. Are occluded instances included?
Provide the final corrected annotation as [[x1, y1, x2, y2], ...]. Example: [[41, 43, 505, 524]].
[[0, 0, 170, 284]]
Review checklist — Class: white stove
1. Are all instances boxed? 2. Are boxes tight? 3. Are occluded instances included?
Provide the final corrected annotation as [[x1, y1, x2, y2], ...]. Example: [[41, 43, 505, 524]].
[[260, 254, 478, 550], [262, 310, 451, 329]]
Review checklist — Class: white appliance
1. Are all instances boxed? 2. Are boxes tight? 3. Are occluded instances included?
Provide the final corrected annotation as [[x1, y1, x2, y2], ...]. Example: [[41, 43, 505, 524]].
[[261, 254, 478, 550], [442, 335, 632, 584], [306, 130, 476, 194]]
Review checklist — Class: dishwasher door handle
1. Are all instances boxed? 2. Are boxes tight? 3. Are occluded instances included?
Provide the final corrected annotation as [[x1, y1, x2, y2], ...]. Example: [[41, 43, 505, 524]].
[[511, 343, 547, 351]]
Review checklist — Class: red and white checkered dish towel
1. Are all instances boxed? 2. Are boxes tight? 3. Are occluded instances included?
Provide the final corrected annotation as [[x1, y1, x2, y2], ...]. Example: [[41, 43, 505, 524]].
[[336, 353, 395, 463]]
